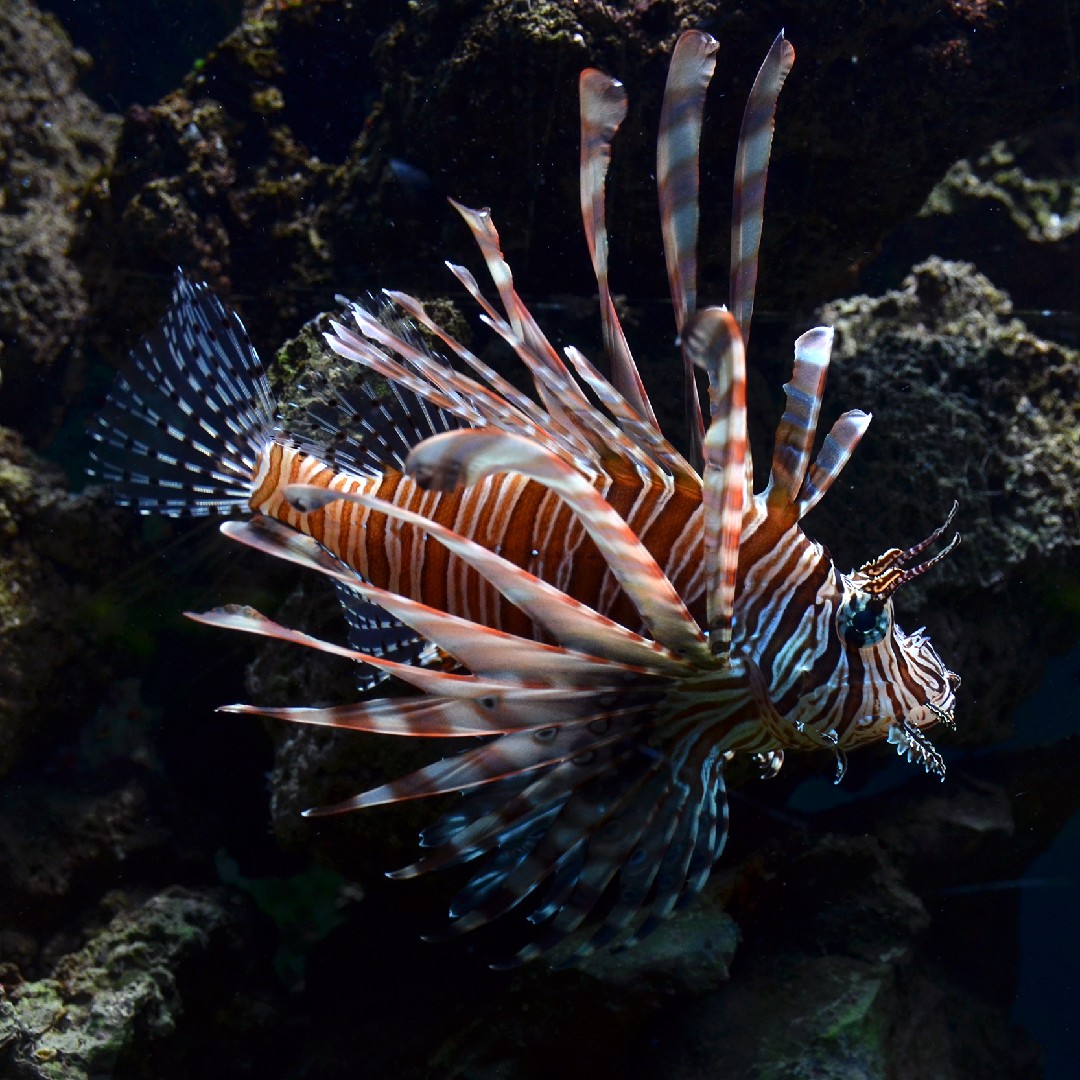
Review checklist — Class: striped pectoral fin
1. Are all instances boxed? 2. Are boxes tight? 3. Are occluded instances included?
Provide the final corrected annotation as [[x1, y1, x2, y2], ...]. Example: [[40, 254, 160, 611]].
[[620, 748, 727, 947], [332, 579, 436, 691], [576, 771, 695, 953], [795, 408, 872, 518], [434, 728, 660, 951], [391, 755, 612, 880], [730, 31, 795, 344], [574, 745, 728, 957], [189, 602, 531, 700], [683, 307, 747, 658], [623, 812, 706, 946], [515, 738, 727, 965], [676, 748, 729, 904], [221, 697, 538, 738], [195, 602, 661, 748], [515, 762, 675, 965], [766, 326, 834, 510], [402, 429, 708, 659], [305, 713, 650, 818], [221, 683, 652, 740]]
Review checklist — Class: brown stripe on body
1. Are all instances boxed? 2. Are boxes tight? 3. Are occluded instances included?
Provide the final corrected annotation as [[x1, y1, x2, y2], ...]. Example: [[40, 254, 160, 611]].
[[754, 543, 832, 679], [837, 646, 871, 736], [252, 444, 339, 539], [869, 646, 907, 723], [728, 518, 805, 642], [251, 442, 712, 642], [774, 616, 844, 723], [637, 478, 705, 612]]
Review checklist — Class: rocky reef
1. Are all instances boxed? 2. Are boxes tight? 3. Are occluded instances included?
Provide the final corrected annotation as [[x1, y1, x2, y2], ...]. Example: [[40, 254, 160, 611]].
[[0, 0, 119, 442], [814, 257, 1080, 745]]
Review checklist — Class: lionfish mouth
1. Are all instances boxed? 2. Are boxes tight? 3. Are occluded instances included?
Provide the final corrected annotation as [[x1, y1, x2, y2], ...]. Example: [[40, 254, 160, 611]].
[[888, 630, 958, 781]]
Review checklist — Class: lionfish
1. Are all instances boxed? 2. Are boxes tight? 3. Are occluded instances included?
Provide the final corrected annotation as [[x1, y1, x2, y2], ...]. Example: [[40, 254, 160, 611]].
[[90, 30, 960, 964]]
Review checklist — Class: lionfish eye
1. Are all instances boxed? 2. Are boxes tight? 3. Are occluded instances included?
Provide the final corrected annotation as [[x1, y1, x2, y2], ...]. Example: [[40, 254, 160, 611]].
[[838, 594, 890, 648]]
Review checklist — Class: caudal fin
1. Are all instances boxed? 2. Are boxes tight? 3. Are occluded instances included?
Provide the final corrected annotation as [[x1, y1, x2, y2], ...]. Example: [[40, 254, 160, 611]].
[[87, 271, 277, 516]]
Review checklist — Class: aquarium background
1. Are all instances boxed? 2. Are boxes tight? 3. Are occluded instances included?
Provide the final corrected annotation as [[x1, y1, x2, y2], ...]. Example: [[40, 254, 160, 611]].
[[1, 1, 1078, 1078]]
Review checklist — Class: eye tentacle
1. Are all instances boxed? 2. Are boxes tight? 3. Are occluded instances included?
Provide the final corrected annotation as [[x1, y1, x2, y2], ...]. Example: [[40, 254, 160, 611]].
[[857, 501, 961, 600]]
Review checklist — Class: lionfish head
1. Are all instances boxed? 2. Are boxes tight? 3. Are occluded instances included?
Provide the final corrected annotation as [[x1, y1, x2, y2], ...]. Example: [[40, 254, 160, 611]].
[[834, 502, 961, 776]]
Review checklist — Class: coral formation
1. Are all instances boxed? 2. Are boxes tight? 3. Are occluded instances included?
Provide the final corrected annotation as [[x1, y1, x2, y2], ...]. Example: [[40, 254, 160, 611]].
[[80, 0, 1080, 383], [914, 124, 1080, 313]]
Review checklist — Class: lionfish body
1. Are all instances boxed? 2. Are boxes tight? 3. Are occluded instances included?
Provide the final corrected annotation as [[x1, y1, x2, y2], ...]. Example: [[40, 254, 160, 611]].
[[90, 30, 959, 963]]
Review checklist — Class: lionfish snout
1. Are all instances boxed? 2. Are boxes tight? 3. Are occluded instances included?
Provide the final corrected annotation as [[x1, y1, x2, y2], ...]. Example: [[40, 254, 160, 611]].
[[831, 504, 961, 780]]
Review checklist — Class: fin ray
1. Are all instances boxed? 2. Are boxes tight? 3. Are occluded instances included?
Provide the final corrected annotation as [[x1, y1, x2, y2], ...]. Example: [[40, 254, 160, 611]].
[[87, 271, 275, 515]]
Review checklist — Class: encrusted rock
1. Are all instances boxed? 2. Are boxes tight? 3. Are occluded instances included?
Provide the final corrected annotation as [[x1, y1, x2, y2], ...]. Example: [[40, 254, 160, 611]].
[[0, 887, 279, 1080], [0, 428, 131, 775], [812, 258, 1079, 742], [0, 0, 119, 441]]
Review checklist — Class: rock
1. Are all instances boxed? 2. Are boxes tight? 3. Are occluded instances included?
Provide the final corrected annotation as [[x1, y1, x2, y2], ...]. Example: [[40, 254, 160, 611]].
[[0, 0, 119, 442], [813, 258, 1080, 742], [0, 886, 282, 1080], [0, 779, 170, 927], [0, 427, 133, 775], [79, 0, 1079, 388]]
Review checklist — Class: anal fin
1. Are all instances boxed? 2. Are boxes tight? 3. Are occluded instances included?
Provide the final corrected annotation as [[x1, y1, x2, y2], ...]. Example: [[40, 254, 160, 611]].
[[332, 578, 438, 691]]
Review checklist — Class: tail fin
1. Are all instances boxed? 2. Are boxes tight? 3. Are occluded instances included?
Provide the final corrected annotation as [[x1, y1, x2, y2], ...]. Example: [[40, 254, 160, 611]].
[[87, 271, 277, 516]]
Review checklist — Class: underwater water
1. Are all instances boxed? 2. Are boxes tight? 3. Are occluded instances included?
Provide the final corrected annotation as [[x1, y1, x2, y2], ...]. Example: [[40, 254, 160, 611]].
[[1, 2, 1079, 1079], [1008, 646, 1080, 1080]]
